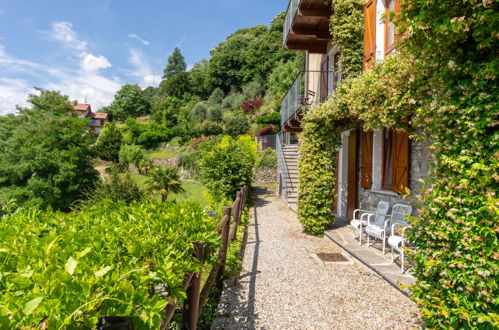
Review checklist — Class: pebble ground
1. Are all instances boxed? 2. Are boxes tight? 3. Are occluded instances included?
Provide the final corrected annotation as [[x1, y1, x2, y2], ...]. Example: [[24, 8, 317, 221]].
[[212, 186, 421, 329]]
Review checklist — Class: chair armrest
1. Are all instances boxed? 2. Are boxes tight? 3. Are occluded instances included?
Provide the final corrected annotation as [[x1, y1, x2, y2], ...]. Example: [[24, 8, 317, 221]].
[[367, 213, 375, 225], [353, 209, 372, 219]]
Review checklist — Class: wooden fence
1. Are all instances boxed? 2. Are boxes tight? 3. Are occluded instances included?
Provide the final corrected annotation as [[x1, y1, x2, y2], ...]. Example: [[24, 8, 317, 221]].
[[160, 185, 249, 330]]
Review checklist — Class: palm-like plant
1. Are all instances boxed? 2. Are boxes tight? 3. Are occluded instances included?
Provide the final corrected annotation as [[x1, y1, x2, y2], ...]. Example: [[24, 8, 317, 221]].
[[147, 166, 185, 202]]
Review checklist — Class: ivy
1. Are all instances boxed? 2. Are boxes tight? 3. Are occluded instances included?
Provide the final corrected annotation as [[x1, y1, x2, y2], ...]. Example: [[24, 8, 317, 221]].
[[298, 0, 498, 327]]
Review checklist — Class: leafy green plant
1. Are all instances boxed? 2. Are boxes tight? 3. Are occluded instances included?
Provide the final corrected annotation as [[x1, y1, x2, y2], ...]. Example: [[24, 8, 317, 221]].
[[86, 171, 145, 205], [200, 139, 255, 200], [0, 200, 220, 329], [256, 148, 277, 169], [94, 122, 123, 162], [119, 144, 145, 171], [146, 166, 185, 202], [224, 116, 250, 137], [254, 112, 280, 125], [191, 102, 208, 123], [208, 88, 225, 105]]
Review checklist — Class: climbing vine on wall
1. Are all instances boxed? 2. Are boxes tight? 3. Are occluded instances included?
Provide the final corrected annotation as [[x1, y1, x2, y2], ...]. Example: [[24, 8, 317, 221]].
[[298, 0, 498, 327], [329, 0, 365, 80]]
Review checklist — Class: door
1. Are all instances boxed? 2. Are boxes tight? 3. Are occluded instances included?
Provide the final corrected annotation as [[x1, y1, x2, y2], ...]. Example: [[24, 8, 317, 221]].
[[347, 129, 359, 221]]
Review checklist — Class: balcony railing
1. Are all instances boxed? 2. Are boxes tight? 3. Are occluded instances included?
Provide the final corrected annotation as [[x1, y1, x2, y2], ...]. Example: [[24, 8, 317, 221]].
[[280, 70, 337, 128], [283, 0, 301, 48]]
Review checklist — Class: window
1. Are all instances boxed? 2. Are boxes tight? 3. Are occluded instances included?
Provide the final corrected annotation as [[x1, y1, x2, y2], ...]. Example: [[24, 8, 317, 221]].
[[382, 129, 409, 193], [90, 119, 100, 126], [385, 0, 400, 55]]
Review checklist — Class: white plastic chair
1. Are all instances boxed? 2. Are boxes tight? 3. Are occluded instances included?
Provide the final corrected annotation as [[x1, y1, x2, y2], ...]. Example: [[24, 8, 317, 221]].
[[350, 201, 390, 245], [365, 203, 412, 254], [388, 220, 409, 272]]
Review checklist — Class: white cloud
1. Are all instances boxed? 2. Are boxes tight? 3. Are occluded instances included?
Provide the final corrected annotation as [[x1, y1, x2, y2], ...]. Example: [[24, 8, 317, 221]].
[[0, 78, 33, 115], [48, 21, 87, 51], [0, 42, 120, 114], [128, 48, 161, 87], [80, 53, 111, 72], [128, 33, 150, 46]]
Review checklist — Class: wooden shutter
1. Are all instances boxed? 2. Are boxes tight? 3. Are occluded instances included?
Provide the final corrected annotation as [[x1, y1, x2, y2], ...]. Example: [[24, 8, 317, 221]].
[[393, 131, 409, 193], [361, 130, 373, 189], [363, 0, 376, 71]]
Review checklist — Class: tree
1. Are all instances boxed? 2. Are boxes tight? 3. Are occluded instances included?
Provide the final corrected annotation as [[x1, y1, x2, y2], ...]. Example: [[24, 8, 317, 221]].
[[163, 47, 186, 79], [225, 116, 250, 137], [208, 88, 224, 105], [0, 89, 99, 210], [119, 144, 145, 171], [207, 105, 223, 122], [146, 166, 185, 202], [191, 102, 208, 123], [151, 96, 184, 126], [188, 59, 212, 99], [108, 84, 151, 121], [208, 12, 298, 93], [159, 48, 191, 99], [94, 122, 123, 162]]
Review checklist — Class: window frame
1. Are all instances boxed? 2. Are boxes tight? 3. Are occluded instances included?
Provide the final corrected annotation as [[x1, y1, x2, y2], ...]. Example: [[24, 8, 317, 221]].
[[384, 0, 399, 56]]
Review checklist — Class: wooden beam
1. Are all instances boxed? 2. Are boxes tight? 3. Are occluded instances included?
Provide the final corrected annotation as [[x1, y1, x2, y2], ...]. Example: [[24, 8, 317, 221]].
[[292, 28, 331, 39], [285, 43, 328, 54], [299, 9, 331, 18], [284, 126, 303, 133]]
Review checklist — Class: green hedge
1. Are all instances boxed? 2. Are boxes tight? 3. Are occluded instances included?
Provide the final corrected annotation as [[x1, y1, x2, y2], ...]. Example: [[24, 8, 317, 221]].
[[0, 200, 219, 329]]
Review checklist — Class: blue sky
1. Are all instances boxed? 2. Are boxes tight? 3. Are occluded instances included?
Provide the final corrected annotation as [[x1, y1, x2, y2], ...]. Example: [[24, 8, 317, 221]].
[[0, 0, 288, 115]]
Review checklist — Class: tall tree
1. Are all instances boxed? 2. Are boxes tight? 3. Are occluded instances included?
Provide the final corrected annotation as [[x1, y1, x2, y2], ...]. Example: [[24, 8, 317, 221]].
[[163, 47, 187, 79], [0, 89, 99, 210], [108, 84, 151, 121], [94, 121, 123, 162]]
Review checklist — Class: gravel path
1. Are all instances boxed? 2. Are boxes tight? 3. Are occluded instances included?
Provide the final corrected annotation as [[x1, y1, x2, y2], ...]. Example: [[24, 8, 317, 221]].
[[212, 186, 421, 329]]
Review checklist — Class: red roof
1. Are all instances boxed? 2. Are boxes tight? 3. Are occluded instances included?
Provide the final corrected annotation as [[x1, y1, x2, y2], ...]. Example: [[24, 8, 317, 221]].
[[72, 103, 91, 111], [90, 112, 108, 119]]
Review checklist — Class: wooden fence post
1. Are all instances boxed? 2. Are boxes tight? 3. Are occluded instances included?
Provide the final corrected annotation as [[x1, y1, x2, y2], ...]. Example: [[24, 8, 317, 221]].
[[183, 242, 204, 330], [197, 206, 231, 319]]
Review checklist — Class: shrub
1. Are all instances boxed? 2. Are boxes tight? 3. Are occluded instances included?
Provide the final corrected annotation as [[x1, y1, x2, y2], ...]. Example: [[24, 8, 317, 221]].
[[256, 148, 277, 169], [196, 121, 223, 137], [254, 112, 280, 125], [191, 102, 208, 123], [0, 200, 219, 328], [200, 139, 255, 200], [221, 93, 245, 111], [242, 79, 265, 99], [240, 98, 264, 114], [182, 152, 203, 179], [86, 171, 144, 205], [207, 105, 223, 122], [224, 116, 250, 137], [256, 125, 277, 137], [94, 122, 123, 162], [207, 88, 224, 105], [119, 144, 145, 171]]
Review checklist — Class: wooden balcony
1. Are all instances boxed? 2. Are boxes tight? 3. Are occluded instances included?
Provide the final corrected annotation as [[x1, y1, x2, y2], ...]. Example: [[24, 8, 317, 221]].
[[283, 0, 332, 54]]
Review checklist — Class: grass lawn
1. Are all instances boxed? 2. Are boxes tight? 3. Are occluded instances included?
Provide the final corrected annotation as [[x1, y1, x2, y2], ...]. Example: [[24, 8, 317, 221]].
[[129, 173, 209, 204], [149, 148, 177, 160]]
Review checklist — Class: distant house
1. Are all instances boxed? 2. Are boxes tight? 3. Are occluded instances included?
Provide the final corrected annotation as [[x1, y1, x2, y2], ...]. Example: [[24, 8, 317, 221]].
[[71, 103, 108, 134]]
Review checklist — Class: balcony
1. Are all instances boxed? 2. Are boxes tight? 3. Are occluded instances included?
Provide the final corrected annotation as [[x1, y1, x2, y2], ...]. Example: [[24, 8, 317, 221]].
[[280, 70, 339, 132], [283, 0, 332, 54]]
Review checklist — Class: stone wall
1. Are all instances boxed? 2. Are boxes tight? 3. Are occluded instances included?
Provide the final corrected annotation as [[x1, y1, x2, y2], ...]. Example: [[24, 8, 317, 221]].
[[254, 166, 279, 185], [358, 134, 432, 216]]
